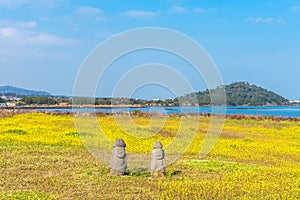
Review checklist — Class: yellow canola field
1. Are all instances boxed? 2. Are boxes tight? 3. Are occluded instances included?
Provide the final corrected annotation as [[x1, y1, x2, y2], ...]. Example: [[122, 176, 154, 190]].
[[0, 113, 299, 199]]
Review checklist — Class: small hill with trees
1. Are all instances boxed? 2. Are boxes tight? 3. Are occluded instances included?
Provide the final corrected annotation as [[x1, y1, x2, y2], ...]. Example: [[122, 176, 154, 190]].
[[176, 82, 289, 106]]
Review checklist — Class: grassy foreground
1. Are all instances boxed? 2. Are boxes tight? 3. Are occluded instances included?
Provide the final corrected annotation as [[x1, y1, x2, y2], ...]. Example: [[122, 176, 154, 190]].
[[0, 113, 300, 199]]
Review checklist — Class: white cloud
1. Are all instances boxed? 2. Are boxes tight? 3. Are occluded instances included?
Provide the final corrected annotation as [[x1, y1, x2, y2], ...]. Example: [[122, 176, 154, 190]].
[[291, 5, 300, 11], [170, 5, 219, 14], [0, 0, 65, 9], [169, 4, 186, 13], [0, 0, 29, 8], [0, 19, 37, 29], [74, 6, 105, 21], [246, 17, 287, 25], [193, 7, 204, 14], [27, 33, 74, 45], [39, 0, 66, 9], [0, 19, 71, 46], [16, 21, 36, 29], [123, 10, 158, 19], [0, 27, 75, 46], [0, 27, 23, 38]]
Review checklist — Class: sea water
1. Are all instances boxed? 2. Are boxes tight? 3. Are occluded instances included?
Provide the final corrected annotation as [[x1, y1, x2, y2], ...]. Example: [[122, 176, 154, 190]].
[[38, 105, 300, 118]]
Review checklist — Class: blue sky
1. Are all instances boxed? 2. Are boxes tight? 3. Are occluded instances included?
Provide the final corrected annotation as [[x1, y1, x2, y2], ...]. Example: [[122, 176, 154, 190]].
[[0, 0, 299, 99]]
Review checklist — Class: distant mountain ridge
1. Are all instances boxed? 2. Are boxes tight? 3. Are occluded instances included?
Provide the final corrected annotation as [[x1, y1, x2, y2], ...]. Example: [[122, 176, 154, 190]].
[[177, 82, 289, 106], [0, 85, 51, 96]]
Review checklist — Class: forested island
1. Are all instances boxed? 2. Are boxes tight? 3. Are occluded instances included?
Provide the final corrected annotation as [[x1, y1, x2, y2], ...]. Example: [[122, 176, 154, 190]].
[[176, 82, 289, 106]]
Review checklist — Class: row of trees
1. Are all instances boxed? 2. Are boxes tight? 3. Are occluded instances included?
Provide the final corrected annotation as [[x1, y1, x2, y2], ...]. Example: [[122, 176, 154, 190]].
[[73, 97, 178, 106], [20, 96, 58, 105]]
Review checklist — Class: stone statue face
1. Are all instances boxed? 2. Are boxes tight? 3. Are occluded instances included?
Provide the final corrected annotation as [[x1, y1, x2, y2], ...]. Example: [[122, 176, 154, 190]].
[[154, 149, 164, 160], [113, 147, 126, 158]]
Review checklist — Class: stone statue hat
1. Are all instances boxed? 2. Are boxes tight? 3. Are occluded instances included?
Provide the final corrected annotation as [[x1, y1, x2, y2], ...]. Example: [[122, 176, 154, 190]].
[[113, 138, 126, 147], [153, 141, 163, 148]]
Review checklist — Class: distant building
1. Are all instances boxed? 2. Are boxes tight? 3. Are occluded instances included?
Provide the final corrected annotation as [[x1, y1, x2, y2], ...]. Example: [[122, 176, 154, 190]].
[[1, 95, 20, 101], [59, 102, 68, 106], [0, 103, 7, 107], [290, 100, 300, 104], [6, 102, 21, 106]]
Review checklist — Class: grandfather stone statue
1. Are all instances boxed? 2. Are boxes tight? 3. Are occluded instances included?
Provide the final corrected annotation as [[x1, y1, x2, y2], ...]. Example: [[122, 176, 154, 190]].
[[110, 138, 127, 176], [151, 141, 166, 177]]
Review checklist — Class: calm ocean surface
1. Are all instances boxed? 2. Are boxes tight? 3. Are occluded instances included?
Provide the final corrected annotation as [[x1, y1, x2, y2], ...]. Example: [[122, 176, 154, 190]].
[[40, 106, 300, 118]]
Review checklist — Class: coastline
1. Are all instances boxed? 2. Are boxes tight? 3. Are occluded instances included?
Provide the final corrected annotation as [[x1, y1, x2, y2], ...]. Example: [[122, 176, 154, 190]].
[[1, 104, 299, 110], [0, 107, 299, 121], [0, 105, 148, 110]]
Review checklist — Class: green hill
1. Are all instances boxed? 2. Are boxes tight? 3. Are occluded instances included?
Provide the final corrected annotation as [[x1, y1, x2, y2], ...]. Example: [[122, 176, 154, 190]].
[[176, 82, 289, 106]]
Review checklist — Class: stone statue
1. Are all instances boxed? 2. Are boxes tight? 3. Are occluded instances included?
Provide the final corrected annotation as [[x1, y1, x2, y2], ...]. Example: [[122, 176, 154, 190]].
[[110, 138, 127, 176], [151, 141, 166, 177]]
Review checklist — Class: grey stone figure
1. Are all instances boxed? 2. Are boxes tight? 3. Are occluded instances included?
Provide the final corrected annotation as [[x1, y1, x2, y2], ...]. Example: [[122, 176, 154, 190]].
[[151, 141, 166, 177], [110, 138, 127, 176]]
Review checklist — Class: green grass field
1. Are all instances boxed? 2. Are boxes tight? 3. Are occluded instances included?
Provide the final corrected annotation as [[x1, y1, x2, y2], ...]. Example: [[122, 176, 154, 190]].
[[0, 113, 299, 199]]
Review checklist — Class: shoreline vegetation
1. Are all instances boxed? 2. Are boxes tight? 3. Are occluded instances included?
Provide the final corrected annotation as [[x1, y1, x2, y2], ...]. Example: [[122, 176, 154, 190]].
[[0, 104, 148, 110], [0, 109, 299, 121], [1, 103, 300, 110]]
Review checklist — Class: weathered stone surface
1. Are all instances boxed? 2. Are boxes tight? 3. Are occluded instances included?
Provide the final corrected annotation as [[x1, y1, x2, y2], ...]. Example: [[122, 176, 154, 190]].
[[151, 141, 166, 177], [110, 138, 127, 176]]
